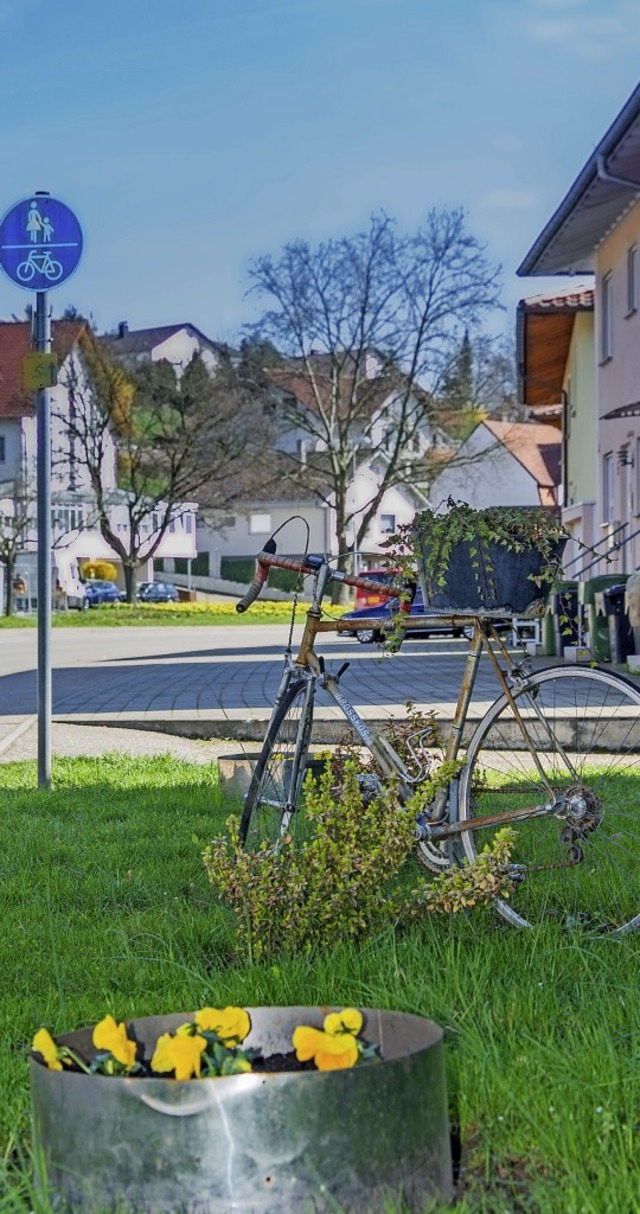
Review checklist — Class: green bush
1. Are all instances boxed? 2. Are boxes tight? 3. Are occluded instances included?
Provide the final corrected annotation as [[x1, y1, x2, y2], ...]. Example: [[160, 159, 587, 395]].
[[220, 557, 299, 592], [203, 760, 516, 961]]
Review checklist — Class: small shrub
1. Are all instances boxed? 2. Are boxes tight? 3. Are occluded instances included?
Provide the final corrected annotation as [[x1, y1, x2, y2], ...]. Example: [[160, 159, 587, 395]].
[[203, 759, 517, 961], [81, 560, 118, 581]]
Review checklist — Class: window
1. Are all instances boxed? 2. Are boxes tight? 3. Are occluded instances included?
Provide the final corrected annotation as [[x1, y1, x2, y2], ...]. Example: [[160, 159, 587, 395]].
[[184, 513, 193, 533], [628, 244, 638, 315], [379, 513, 396, 534], [603, 453, 615, 523], [250, 513, 271, 534], [51, 506, 85, 533], [0, 435, 5, 463], [601, 272, 613, 360]]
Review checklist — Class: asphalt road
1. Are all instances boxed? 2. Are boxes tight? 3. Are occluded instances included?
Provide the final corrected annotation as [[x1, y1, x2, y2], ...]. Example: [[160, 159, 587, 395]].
[[0, 624, 509, 721]]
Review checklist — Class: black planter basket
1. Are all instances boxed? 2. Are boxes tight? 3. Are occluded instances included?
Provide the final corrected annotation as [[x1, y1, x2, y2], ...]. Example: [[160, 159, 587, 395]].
[[417, 538, 567, 615]]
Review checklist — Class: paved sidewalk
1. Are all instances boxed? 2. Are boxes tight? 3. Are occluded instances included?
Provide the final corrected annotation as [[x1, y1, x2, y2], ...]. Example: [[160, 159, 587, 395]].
[[1, 624, 635, 762], [0, 719, 240, 764], [0, 625, 507, 750]]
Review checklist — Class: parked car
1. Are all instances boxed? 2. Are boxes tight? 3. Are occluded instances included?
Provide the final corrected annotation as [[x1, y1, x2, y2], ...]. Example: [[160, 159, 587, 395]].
[[354, 567, 401, 609], [342, 588, 510, 644], [84, 579, 123, 607], [137, 581, 179, 603]]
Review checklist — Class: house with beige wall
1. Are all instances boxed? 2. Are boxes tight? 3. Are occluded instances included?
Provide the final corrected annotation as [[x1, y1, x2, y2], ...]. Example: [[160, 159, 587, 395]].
[[517, 287, 596, 573], [518, 80, 640, 577]]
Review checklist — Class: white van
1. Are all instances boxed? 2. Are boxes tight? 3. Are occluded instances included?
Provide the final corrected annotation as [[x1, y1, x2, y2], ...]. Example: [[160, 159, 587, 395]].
[[13, 552, 87, 611]]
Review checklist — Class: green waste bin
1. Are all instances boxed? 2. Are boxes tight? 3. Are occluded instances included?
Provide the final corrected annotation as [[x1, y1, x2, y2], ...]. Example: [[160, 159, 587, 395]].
[[544, 581, 579, 656], [579, 574, 630, 661], [542, 608, 556, 656]]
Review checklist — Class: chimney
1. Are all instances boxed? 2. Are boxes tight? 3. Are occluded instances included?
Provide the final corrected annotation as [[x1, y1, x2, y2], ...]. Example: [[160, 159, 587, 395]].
[[118, 321, 129, 339]]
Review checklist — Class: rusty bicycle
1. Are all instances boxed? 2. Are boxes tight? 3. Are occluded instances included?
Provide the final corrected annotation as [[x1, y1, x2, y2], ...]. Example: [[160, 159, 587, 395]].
[[236, 537, 640, 934]]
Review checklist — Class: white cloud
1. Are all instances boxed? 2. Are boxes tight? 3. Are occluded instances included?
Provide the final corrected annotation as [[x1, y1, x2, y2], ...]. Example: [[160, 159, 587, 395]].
[[480, 189, 539, 210], [492, 135, 524, 154], [528, 16, 622, 40], [532, 0, 588, 8], [523, 1, 639, 58]]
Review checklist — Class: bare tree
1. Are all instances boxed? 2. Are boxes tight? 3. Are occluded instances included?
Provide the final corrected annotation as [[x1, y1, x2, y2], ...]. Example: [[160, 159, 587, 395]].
[[56, 335, 275, 600], [246, 209, 502, 580]]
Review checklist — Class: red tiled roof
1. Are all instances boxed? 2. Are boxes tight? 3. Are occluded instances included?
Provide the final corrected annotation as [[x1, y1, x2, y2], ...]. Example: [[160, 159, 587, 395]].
[[519, 285, 594, 313], [483, 420, 562, 504], [0, 319, 86, 418]]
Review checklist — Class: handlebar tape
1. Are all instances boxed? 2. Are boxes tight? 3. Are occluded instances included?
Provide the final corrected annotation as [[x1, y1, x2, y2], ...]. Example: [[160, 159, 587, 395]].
[[236, 538, 277, 613]]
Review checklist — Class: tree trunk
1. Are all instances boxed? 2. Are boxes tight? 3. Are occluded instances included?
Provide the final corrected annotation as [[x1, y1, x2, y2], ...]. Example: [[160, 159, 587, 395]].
[[4, 556, 15, 616], [331, 533, 351, 605], [123, 563, 137, 604]]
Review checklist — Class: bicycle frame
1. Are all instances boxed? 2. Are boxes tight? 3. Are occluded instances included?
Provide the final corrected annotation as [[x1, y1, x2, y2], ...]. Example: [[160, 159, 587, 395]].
[[239, 549, 560, 841]]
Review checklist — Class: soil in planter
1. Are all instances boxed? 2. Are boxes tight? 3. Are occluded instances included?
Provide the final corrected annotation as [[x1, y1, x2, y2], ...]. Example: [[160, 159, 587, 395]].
[[252, 1050, 316, 1073], [43, 1050, 350, 1078]]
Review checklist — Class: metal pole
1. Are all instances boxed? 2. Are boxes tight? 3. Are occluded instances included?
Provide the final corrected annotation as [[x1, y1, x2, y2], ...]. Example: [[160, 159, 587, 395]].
[[35, 287, 52, 789], [352, 448, 359, 576]]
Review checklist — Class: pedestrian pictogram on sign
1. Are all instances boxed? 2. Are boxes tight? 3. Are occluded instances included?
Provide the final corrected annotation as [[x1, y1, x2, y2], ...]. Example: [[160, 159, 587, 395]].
[[0, 195, 83, 291]]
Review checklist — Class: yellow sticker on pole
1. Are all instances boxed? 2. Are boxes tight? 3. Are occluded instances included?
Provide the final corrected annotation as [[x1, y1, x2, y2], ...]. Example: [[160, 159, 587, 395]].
[[23, 352, 58, 390]]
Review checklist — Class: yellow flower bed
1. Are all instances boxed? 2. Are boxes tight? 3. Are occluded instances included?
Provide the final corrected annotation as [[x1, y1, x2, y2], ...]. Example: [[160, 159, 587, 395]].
[[33, 1007, 376, 1078], [132, 600, 305, 617]]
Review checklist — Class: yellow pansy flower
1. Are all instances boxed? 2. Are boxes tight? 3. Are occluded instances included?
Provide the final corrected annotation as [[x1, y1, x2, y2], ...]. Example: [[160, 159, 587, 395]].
[[292, 1025, 359, 1071], [33, 1028, 63, 1071], [323, 1008, 363, 1037], [92, 1015, 137, 1070], [151, 1032, 207, 1080], [194, 1006, 251, 1044]]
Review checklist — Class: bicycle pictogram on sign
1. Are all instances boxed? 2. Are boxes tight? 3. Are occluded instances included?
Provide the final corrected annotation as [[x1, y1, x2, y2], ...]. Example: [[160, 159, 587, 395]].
[[0, 195, 83, 291], [16, 250, 63, 283]]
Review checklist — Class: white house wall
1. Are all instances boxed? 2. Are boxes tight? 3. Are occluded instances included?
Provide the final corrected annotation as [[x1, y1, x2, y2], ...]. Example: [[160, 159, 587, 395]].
[[152, 330, 218, 373], [0, 418, 23, 484], [196, 504, 329, 576], [560, 311, 598, 574], [349, 467, 421, 558], [428, 428, 538, 508], [595, 203, 640, 573]]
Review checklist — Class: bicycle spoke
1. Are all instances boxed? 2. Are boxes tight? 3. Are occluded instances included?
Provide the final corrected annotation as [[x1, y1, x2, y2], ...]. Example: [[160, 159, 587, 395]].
[[460, 666, 640, 934], [240, 679, 313, 850]]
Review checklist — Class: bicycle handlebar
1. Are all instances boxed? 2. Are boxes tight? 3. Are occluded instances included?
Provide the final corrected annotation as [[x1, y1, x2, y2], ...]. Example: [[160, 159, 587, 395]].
[[236, 539, 278, 613], [236, 543, 406, 613]]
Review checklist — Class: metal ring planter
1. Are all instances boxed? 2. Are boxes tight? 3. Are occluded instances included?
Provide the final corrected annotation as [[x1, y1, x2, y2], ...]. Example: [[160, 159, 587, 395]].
[[30, 1006, 453, 1213]]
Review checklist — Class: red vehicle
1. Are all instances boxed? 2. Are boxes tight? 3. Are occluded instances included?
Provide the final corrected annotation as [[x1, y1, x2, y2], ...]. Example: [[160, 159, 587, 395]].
[[354, 567, 401, 610]]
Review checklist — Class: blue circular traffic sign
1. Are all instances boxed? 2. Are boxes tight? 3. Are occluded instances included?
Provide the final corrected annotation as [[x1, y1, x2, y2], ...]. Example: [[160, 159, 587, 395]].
[[0, 195, 83, 291]]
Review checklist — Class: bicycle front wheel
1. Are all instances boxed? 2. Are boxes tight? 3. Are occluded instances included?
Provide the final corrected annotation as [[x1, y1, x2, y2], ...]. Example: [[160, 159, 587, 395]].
[[239, 677, 314, 850], [459, 665, 640, 934]]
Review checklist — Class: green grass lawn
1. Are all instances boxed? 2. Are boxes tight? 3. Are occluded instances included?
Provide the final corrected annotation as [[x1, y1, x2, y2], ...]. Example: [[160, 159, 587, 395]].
[[0, 754, 639, 1212]]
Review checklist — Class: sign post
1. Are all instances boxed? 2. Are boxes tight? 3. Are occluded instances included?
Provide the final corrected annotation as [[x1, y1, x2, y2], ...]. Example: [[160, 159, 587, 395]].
[[0, 192, 83, 789]]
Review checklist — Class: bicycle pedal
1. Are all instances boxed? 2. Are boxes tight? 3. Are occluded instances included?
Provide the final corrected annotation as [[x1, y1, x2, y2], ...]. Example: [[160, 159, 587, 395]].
[[414, 812, 431, 842]]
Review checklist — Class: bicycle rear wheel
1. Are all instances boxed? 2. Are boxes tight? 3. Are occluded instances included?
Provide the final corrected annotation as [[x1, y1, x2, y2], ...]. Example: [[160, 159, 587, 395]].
[[459, 665, 640, 934], [239, 677, 314, 850]]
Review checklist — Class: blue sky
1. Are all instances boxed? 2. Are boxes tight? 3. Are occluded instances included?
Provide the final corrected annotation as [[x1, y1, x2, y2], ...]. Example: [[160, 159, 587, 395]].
[[1, 0, 639, 343]]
